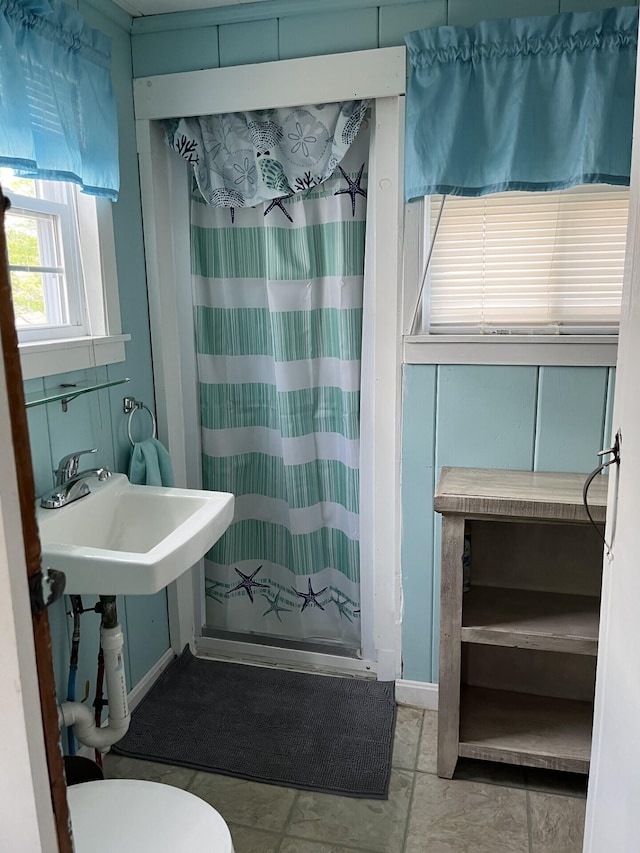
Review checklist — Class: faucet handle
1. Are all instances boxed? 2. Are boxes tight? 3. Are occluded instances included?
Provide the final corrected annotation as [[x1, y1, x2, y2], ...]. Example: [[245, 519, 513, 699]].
[[55, 448, 98, 485]]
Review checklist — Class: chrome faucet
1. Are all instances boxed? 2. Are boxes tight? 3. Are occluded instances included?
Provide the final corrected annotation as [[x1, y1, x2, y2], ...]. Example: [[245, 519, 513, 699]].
[[55, 448, 97, 486], [40, 449, 112, 509]]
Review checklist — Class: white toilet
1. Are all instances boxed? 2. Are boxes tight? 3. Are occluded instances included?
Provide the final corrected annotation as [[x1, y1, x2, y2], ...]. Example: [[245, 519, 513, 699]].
[[67, 779, 235, 852]]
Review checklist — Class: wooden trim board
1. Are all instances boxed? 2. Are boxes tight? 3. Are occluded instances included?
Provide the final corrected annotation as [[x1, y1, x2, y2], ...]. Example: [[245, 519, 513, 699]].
[[134, 47, 406, 120]]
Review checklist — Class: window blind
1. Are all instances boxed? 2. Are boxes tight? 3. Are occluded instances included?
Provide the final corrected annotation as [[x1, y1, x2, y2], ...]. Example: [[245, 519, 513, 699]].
[[426, 186, 629, 334]]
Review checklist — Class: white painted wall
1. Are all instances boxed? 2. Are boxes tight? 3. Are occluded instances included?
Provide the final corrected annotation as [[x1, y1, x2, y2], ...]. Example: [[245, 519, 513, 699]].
[[0, 351, 58, 851], [583, 56, 640, 852]]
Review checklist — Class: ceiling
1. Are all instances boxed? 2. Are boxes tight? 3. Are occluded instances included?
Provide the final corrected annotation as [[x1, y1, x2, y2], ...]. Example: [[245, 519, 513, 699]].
[[114, 0, 271, 17]]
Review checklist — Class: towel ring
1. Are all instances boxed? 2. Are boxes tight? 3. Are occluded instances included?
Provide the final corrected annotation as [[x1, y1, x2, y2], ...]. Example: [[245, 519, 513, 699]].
[[126, 401, 157, 447]]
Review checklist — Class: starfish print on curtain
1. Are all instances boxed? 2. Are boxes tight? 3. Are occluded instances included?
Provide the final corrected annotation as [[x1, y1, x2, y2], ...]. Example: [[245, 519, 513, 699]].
[[331, 593, 355, 623], [227, 565, 269, 603], [296, 578, 329, 612], [261, 589, 292, 622], [335, 163, 367, 217], [264, 195, 293, 222]]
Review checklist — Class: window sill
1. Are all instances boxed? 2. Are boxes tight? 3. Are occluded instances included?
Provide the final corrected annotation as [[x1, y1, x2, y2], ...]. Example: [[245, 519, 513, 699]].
[[19, 334, 131, 381], [403, 335, 618, 367]]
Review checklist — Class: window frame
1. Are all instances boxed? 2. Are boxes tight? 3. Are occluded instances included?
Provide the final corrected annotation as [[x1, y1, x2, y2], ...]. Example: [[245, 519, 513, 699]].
[[402, 197, 620, 368], [6, 180, 87, 342], [2, 178, 130, 380]]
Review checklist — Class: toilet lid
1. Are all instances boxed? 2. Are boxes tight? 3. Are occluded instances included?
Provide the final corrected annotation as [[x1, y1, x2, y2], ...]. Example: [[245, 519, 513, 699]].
[[67, 779, 234, 853]]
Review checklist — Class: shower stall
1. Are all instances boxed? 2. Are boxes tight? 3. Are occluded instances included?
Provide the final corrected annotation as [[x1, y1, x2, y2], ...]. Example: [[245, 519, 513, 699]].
[[134, 47, 404, 679]]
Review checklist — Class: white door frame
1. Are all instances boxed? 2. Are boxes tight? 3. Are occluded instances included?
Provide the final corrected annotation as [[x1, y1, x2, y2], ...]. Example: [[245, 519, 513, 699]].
[[134, 47, 405, 679], [0, 341, 58, 851], [583, 47, 640, 850]]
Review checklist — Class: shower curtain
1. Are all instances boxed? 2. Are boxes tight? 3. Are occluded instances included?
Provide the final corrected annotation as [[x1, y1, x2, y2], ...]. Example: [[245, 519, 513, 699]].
[[191, 127, 368, 649]]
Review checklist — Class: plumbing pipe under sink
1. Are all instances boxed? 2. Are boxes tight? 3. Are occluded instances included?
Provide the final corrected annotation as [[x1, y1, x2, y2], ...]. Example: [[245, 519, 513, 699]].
[[58, 599, 130, 751]]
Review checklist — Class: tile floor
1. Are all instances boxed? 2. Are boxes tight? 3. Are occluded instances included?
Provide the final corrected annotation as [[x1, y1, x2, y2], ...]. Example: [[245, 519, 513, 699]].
[[103, 706, 587, 853]]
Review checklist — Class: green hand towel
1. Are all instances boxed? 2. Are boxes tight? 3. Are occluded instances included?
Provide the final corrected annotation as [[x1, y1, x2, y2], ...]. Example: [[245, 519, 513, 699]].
[[128, 438, 175, 487]]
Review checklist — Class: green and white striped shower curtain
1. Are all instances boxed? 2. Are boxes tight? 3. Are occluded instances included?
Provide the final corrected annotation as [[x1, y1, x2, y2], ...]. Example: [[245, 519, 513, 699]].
[[192, 130, 368, 649]]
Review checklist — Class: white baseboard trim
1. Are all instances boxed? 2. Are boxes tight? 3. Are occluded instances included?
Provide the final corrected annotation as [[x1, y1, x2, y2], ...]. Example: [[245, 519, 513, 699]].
[[395, 679, 439, 711], [127, 647, 176, 713]]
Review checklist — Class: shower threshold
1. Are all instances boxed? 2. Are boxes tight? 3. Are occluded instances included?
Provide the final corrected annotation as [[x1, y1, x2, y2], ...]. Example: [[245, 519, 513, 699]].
[[201, 626, 361, 659]]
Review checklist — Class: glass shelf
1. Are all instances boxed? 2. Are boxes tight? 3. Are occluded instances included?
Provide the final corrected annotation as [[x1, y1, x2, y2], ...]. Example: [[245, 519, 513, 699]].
[[25, 377, 130, 411]]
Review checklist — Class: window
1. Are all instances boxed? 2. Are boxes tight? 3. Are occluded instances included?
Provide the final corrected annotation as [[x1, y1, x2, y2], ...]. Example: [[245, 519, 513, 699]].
[[1, 170, 128, 379], [3, 171, 86, 342], [420, 185, 629, 336]]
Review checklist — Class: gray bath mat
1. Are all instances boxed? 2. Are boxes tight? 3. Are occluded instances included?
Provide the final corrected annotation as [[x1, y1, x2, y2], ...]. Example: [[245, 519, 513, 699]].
[[113, 648, 396, 798]]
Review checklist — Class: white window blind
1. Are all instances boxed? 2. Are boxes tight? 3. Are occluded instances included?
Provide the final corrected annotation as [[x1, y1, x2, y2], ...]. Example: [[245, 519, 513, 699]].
[[426, 186, 629, 334]]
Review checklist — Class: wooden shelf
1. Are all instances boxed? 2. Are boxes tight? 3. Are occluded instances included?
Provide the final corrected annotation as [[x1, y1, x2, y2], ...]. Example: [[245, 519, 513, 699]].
[[461, 586, 600, 655], [459, 686, 593, 774], [434, 467, 608, 523]]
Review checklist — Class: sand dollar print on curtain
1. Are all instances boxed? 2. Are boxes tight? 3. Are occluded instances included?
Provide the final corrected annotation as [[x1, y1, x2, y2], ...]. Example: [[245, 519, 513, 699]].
[[187, 120, 369, 648], [166, 101, 368, 208]]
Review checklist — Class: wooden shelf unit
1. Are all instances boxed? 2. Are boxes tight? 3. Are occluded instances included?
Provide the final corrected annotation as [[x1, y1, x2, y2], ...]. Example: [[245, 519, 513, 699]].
[[434, 467, 608, 779]]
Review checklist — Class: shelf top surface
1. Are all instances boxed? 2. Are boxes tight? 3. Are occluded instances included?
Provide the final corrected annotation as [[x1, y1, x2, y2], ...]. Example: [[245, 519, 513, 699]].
[[435, 467, 608, 521], [24, 377, 130, 409]]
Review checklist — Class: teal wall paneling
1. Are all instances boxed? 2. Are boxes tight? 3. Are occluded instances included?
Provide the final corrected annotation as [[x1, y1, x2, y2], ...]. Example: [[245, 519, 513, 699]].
[[435, 365, 539, 471], [130, 0, 450, 34], [128, 0, 632, 78], [123, 593, 171, 686], [278, 8, 379, 60], [43, 368, 116, 476], [25, 381, 53, 500], [400, 365, 437, 682], [132, 27, 220, 78], [129, 0, 639, 36], [534, 367, 609, 473], [378, 0, 446, 45], [560, 0, 637, 11], [219, 19, 279, 66], [82, 0, 133, 31], [447, 0, 558, 25]]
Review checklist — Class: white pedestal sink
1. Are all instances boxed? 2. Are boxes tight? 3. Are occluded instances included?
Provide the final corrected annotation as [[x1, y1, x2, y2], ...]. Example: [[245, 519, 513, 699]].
[[36, 474, 234, 595]]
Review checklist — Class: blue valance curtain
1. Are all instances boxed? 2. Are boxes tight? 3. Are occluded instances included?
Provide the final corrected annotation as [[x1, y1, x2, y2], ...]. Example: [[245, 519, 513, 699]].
[[404, 6, 638, 200], [164, 101, 369, 208], [0, 0, 119, 199]]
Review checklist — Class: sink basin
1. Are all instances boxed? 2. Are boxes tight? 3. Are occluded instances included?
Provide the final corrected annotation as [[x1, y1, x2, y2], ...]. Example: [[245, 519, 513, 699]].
[[36, 474, 234, 595]]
